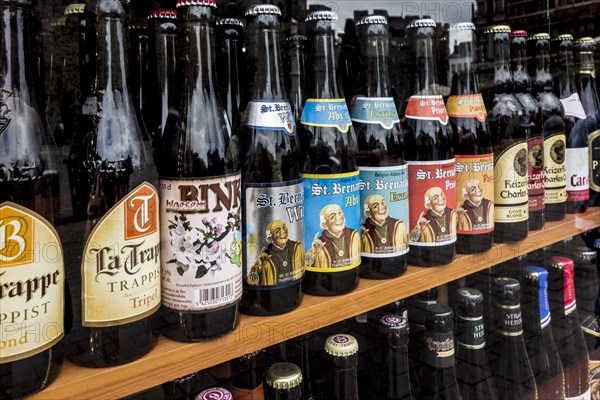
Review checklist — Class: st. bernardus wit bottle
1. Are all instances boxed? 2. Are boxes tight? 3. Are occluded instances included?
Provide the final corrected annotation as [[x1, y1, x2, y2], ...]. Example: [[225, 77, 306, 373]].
[[378, 315, 413, 400], [159, 0, 242, 341], [352, 15, 408, 278], [324, 334, 360, 400]]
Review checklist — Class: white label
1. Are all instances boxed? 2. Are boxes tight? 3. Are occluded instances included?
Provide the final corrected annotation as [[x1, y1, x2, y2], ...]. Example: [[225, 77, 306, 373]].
[[564, 387, 591, 400], [566, 147, 590, 201], [561, 93, 587, 119], [246, 100, 295, 135]]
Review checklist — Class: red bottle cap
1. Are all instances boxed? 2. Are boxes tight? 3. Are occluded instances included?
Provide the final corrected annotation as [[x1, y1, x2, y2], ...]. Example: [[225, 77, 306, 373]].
[[511, 30, 528, 37]]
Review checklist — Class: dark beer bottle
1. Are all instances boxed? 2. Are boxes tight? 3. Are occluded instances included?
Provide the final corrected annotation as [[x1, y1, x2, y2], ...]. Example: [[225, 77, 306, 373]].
[[159, 0, 241, 341], [216, 16, 244, 128], [378, 315, 413, 400], [128, 19, 149, 122], [264, 362, 303, 400], [288, 334, 315, 400], [299, 8, 360, 295], [0, 0, 64, 397], [447, 22, 494, 254], [324, 334, 360, 400], [231, 351, 265, 400], [238, 4, 303, 316], [352, 15, 408, 278], [402, 18, 456, 267], [65, 0, 160, 366], [521, 266, 565, 399], [284, 33, 306, 122], [196, 387, 233, 400]]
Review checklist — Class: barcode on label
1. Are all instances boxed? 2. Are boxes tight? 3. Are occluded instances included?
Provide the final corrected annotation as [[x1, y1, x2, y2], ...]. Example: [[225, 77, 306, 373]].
[[194, 283, 234, 307]]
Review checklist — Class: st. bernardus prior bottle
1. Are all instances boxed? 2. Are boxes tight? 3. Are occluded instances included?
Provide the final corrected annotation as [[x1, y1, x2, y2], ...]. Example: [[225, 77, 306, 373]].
[[402, 18, 456, 267], [521, 266, 565, 399], [265, 362, 303, 400], [238, 4, 303, 315], [378, 315, 413, 400], [483, 26, 529, 243], [489, 277, 538, 400], [352, 15, 408, 278], [216, 16, 244, 128], [0, 0, 64, 397], [65, 0, 161, 366], [447, 22, 494, 254], [299, 8, 360, 295], [324, 334, 360, 400], [159, 0, 242, 341]]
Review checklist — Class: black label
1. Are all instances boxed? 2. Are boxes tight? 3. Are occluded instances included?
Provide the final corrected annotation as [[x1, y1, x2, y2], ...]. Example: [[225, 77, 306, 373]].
[[496, 305, 523, 336], [423, 331, 455, 368]]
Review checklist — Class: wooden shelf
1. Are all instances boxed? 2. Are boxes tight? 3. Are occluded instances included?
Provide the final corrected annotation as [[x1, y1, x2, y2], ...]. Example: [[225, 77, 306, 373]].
[[31, 208, 600, 399]]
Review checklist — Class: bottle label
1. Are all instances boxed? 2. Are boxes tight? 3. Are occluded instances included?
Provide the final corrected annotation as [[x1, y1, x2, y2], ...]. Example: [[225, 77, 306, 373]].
[[455, 154, 494, 235], [581, 315, 600, 338], [446, 94, 488, 122], [246, 100, 295, 136], [359, 165, 409, 257], [560, 93, 587, 119], [563, 263, 577, 316], [527, 136, 545, 211], [300, 98, 352, 133], [82, 182, 161, 326], [565, 388, 591, 400], [537, 272, 552, 328], [495, 304, 523, 336], [589, 129, 600, 192], [159, 174, 243, 311], [456, 315, 485, 349], [404, 95, 449, 125], [0, 202, 64, 364], [242, 179, 304, 288], [350, 97, 399, 129], [544, 133, 567, 204], [590, 362, 600, 398], [494, 141, 529, 222], [566, 147, 590, 201], [302, 171, 361, 272], [423, 331, 455, 368]]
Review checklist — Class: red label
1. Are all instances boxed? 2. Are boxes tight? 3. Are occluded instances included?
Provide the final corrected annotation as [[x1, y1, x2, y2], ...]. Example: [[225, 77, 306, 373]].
[[527, 137, 545, 212], [405, 95, 449, 125], [553, 256, 577, 314]]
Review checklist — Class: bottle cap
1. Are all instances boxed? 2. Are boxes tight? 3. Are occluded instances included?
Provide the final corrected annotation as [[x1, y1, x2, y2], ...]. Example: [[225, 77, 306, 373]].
[[356, 15, 387, 26], [492, 277, 521, 304], [406, 18, 436, 29], [571, 246, 596, 263], [324, 334, 359, 357], [195, 387, 233, 400], [522, 265, 548, 282], [128, 21, 148, 29], [575, 37, 595, 46], [52, 16, 67, 27], [64, 3, 85, 15], [529, 32, 550, 41], [425, 304, 454, 332], [216, 17, 244, 27], [148, 9, 177, 20], [414, 287, 438, 302], [484, 25, 511, 34], [455, 287, 483, 317], [548, 256, 575, 273], [285, 34, 307, 43], [176, 0, 217, 8], [305, 10, 338, 22], [511, 30, 528, 37], [265, 362, 303, 390], [380, 314, 409, 334], [553, 33, 574, 41], [245, 4, 281, 17], [449, 22, 475, 31]]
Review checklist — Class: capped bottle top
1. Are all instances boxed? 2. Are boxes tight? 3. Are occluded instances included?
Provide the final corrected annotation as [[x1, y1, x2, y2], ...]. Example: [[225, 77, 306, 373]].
[[380, 314, 409, 334], [324, 334, 359, 357], [64, 3, 85, 15], [406, 18, 436, 29], [492, 277, 521, 304], [449, 22, 475, 31], [553, 33, 574, 42], [574, 37, 595, 46], [245, 4, 281, 16], [52, 16, 67, 27], [511, 30, 528, 37], [148, 9, 177, 19], [484, 25, 511, 34], [216, 17, 244, 27], [176, 0, 217, 8], [128, 20, 148, 29], [529, 32, 550, 41], [356, 15, 387, 26], [285, 34, 307, 43], [195, 387, 233, 400], [456, 287, 484, 317], [305, 10, 338, 22], [548, 256, 575, 272], [571, 246, 596, 262], [414, 287, 439, 302], [522, 265, 548, 282], [265, 362, 303, 390], [425, 304, 454, 332]]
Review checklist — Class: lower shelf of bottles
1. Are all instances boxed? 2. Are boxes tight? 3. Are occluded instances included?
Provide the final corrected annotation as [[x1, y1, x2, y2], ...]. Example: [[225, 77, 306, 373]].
[[30, 207, 600, 399]]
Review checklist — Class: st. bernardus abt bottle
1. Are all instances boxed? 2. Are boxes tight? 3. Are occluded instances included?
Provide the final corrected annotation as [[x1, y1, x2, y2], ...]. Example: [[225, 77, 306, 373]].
[[216, 16, 244, 128], [158, 0, 242, 341], [238, 4, 303, 316], [352, 15, 408, 278], [324, 334, 360, 400], [0, 0, 64, 397], [65, 0, 161, 366], [483, 26, 529, 243], [299, 8, 360, 295], [264, 362, 303, 400], [447, 22, 494, 254], [377, 315, 413, 400], [402, 18, 456, 267]]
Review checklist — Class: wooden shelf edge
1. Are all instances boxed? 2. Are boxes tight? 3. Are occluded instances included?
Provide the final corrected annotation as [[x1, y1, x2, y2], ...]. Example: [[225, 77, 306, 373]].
[[30, 208, 600, 399]]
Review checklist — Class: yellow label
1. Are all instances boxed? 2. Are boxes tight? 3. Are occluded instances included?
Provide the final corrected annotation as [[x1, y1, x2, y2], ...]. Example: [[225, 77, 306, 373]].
[[0, 202, 64, 364], [446, 94, 488, 122], [590, 129, 600, 192], [494, 141, 529, 222], [544, 133, 567, 204], [82, 182, 161, 327]]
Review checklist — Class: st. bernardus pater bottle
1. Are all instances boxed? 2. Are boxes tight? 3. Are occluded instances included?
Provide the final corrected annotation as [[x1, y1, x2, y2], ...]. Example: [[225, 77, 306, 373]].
[[299, 8, 360, 295], [483, 26, 529, 243], [265, 362, 303, 400], [447, 22, 494, 254], [402, 19, 456, 267], [216, 16, 244, 128], [238, 4, 303, 315], [352, 15, 408, 278], [377, 315, 413, 400], [158, 0, 242, 341], [0, 0, 64, 397], [65, 0, 161, 366], [324, 334, 360, 400]]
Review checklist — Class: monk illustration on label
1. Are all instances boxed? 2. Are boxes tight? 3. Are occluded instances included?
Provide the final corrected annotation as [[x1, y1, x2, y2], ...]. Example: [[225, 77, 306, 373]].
[[410, 187, 457, 243], [361, 194, 408, 254], [248, 220, 303, 286], [306, 204, 360, 269], [456, 179, 493, 232]]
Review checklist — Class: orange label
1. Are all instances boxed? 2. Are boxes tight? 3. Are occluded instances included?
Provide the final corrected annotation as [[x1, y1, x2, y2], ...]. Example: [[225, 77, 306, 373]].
[[446, 94, 487, 122], [125, 184, 158, 240], [405, 95, 449, 125], [0, 207, 34, 267]]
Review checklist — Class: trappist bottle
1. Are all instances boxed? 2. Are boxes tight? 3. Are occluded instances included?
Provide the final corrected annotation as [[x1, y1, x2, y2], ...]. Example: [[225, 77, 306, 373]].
[[230, 350, 265, 400], [64, 0, 160, 366], [284, 33, 306, 121], [489, 277, 538, 400], [216, 16, 244, 128], [447, 22, 494, 254], [483, 26, 529, 243], [454, 288, 499, 400], [324, 334, 360, 400], [402, 18, 456, 267], [338, 18, 361, 106], [162, 371, 209, 400], [299, 8, 360, 295], [128, 19, 149, 122], [43, 15, 67, 147], [378, 315, 413, 400], [352, 15, 408, 278], [547, 256, 591, 399], [521, 266, 565, 399], [0, 0, 65, 397], [264, 362, 303, 400], [288, 334, 315, 400], [238, 4, 303, 316], [196, 387, 233, 400], [159, 0, 241, 341]]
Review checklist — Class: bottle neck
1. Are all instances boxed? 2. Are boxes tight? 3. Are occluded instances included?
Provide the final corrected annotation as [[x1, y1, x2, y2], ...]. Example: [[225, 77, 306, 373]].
[[533, 45, 553, 92], [306, 30, 342, 99], [413, 33, 438, 95], [332, 364, 359, 400], [557, 48, 577, 98], [511, 41, 531, 93], [576, 69, 600, 117], [450, 38, 479, 95], [232, 356, 261, 390], [247, 17, 286, 100], [361, 33, 392, 97], [491, 37, 513, 94]]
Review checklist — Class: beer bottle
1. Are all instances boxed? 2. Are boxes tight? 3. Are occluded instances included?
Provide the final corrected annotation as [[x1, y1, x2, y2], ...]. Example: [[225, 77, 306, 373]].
[[238, 4, 303, 316], [378, 315, 413, 400], [521, 266, 565, 399], [216, 16, 244, 129], [402, 18, 456, 267], [128, 19, 149, 122], [264, 362, 303, 400], [65, 0, 160, 366], [299, 8, 361, 295], [324, 334, 360, 400], [447, 22, 494, 254], [159, 0, 242, 341], [284, 32, 306, 122], [288, 334, 315, 400], [352, 15, 408, 278], [196, 387, 233, 400], [0, 0, 65, 397], [230, 351, 265, 400]]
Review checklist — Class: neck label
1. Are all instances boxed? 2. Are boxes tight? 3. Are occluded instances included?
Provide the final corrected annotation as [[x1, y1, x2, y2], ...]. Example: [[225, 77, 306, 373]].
[[560, 93, 586, 119], [405, 95, 449, 125], [246, 100, 295, 136], [446, 94, 487, 122], [351, 97, 399, 129], [301, 99, 352, 133]]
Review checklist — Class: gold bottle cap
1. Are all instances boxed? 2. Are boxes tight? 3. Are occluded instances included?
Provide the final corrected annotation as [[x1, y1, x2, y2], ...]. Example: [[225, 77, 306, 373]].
[[265, 362, 303, 390], [406, 18, 436, 29], [245, 4, 282, 17], [176, 0, 217, 8], [575, 37, 595, 45], [305, 10, 338, 23], [553, 34, 573, 42], [484, 25, 511, 34], [52, 16, 67, 27], [324, 334, 359, 356], [449, 22, 475, 31], [64, 3, 85, 15], [356, 15, 387, 26], [529, 32, 550, 41]]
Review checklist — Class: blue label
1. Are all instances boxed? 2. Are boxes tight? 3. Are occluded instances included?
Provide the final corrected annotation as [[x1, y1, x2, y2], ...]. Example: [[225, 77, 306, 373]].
[[300, 98, 352, 133], [524, 266, 551, 327], [359, 165, 409, 257], [351, 97, 400, 129], [246, 100, 295, 136], [302, 171, 361, 272]]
